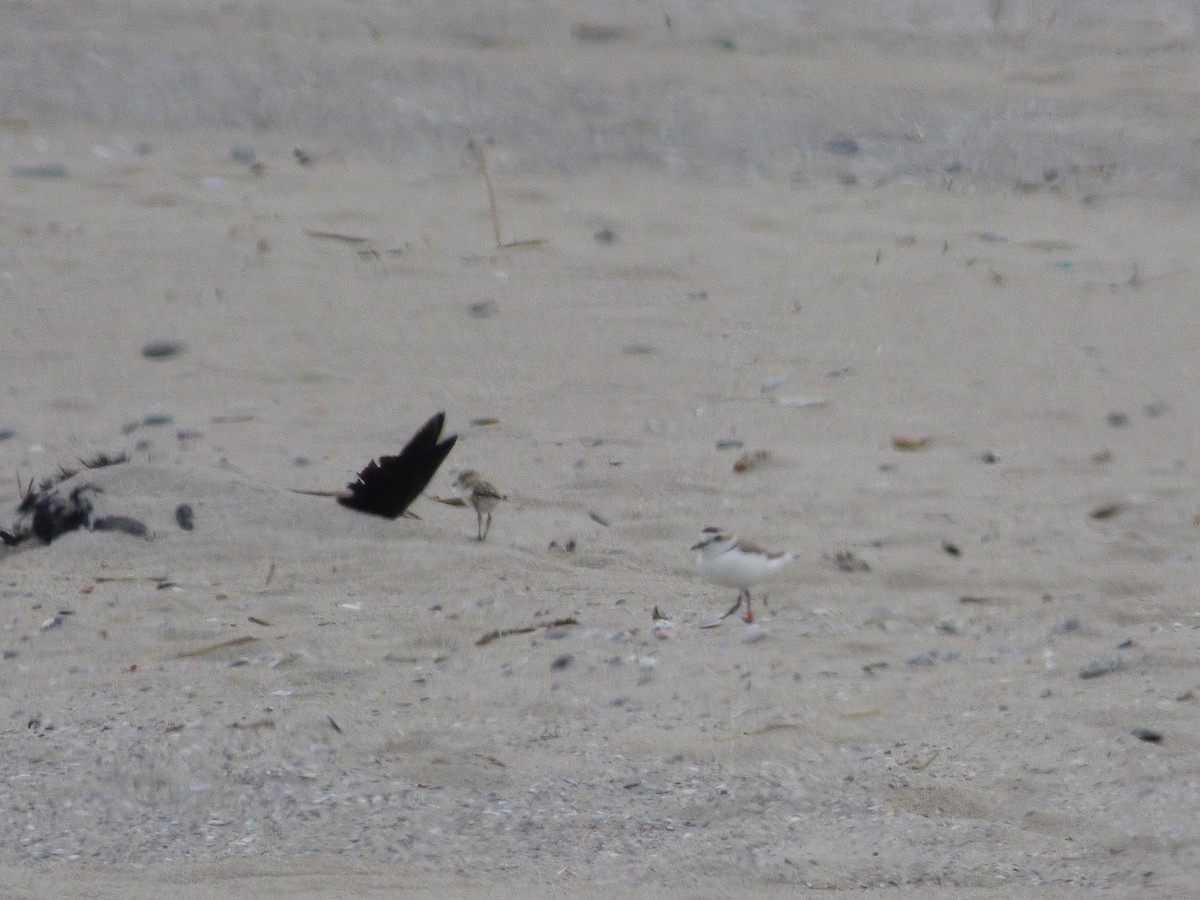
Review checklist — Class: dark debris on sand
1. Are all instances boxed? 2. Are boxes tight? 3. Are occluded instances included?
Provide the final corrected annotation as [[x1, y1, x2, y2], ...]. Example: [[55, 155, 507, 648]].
[[2, 452, 150, 547]]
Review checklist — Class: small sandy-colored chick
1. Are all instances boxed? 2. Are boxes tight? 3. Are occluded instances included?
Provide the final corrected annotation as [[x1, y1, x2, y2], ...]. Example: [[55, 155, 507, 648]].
[[454, 470, 506, 540]]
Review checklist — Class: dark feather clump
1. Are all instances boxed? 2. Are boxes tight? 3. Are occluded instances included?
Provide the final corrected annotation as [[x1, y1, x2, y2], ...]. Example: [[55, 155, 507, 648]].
[[4, 453, 145, 547], [81, 451, 129, 470], [338, 412, 457, 519], [32, 486, 97, 543], [32, 452, 129, 497]]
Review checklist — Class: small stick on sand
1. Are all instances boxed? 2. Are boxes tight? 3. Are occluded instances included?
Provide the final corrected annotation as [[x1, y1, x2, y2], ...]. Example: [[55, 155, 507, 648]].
[[476, 617, 578, 646], [304, 229, 370, 244], [173, 635, 259, 659], [472, 140, 545, 250], [474, 141, 505, 249]]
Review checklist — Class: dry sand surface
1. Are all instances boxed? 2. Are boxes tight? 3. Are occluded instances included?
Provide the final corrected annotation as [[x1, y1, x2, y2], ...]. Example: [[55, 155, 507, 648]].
[[3, 2, 1200, 897]]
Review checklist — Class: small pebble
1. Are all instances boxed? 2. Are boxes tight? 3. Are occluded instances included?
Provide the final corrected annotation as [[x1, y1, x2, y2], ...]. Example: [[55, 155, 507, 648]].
[[906, 651, 937, 667], [593, 227, 617, 243], [141, 339, 186, 359], [715, 439, 744, 450], [572, 23, 628, 43], [1131, 727, 1163, 743], [1143, 401, 1168, 418], [833, 550, 870, 573], [550, 653, 573, 671], [0, 427, 15, 441], [1080, 654, 1126, 679], [1106, 411, 1129, 428], [1089, 502, 1122, 520], [824, 137, 860, 157], [175, 503, 195, 531], [1050, 617, 1081, 635], [713, 36, 737, 51], [741, 623, 768, 643], [11, 163, 70, 179], [733, 449, 771, 473], [652, 620, 679, 639], [143, 413, 174, 427], [91, 515, 150, 538], [467, 299, 498, 319]]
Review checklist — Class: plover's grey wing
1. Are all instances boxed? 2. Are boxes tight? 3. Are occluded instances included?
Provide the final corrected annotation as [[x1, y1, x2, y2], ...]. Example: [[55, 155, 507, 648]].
[[338, 412, 458, 519]]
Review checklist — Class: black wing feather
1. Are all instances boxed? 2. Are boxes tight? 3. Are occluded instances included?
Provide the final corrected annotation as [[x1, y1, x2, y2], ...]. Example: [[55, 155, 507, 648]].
[[337, 412, 457, 519]]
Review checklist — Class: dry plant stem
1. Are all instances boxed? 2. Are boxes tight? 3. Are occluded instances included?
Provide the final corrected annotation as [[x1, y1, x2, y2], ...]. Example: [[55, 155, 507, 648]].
[[476, 142, 504, 248]]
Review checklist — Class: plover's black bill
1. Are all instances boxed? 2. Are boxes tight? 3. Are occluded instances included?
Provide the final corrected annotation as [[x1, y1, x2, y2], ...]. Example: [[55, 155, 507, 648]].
[[338, 412, 458, 519]]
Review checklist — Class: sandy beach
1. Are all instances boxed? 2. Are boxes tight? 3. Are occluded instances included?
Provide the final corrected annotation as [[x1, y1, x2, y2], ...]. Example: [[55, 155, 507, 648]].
[[2, 3, 1200, 896]]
